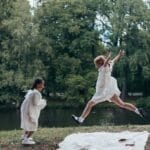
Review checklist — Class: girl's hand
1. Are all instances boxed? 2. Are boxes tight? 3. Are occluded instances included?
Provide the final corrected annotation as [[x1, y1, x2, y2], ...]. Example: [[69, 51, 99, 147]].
[[119, 50, 125, 57], [112, 50, 125, 63], [29, 116, 36, 125], [108, 52, 111, 58]]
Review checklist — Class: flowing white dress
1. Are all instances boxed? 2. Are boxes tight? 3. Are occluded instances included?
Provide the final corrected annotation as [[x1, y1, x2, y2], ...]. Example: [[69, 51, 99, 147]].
[[91, 61, 120, 103], [21, 89, 46, 131]]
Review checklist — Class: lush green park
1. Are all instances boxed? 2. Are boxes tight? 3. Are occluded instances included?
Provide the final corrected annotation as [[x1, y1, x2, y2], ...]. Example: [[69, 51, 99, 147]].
[[0, 1, 150, 149], [0, 0, 150, 108]]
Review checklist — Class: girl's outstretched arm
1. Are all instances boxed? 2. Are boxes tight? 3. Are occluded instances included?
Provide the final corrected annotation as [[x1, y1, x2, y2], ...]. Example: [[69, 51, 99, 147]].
[[104, 52, 111, 67], [112, 50, 125, 63]]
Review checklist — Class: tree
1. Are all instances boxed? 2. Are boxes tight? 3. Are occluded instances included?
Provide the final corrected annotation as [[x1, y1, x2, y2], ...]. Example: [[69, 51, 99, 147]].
[[34, 0, 103, 101], [96, 0, 150, 98], [0, 0, 46, 105]]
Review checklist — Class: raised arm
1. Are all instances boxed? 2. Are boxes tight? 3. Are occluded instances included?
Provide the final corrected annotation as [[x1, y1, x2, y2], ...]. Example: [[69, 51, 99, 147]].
[[104, 52, 111, 67], [112, 50, 125, 63]]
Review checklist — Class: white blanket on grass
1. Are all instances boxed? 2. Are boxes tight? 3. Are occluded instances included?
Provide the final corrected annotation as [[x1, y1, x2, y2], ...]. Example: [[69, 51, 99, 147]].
[[58, 131, 149, 150]]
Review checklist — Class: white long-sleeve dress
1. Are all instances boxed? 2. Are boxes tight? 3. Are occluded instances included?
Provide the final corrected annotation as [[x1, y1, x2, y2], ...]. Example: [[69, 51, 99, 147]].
[[21, 89, 46, 131], [91, 61, 120, 104]]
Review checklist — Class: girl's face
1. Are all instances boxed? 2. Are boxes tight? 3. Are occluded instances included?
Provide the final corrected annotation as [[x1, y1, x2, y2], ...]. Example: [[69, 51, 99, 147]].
[[36, 81, 45, 92]]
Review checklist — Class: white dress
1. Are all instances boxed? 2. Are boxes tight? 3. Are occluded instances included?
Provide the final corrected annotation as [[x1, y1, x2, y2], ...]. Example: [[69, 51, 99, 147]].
[[91, 61, 120, 103], [21, 89, 46, 131]]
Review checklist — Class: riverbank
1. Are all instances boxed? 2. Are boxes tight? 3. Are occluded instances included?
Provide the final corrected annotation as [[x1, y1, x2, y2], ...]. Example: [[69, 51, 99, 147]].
[[0, 125, 150, 150], [0, 98, 149, 110], [0, 96, 150, 110]]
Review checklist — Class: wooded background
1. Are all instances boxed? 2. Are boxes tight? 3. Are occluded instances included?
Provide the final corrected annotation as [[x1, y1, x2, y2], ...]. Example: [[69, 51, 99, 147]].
[[0, 0, 149, 106]]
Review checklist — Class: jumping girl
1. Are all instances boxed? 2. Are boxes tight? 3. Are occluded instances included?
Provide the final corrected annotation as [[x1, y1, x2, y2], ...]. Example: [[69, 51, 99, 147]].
[[72, 50, 144, 124]]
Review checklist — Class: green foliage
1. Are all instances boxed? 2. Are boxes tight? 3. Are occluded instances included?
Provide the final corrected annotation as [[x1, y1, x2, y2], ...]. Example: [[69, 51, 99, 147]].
[[34, 0, 102, 97], [64, 74, 88, 103], [0, 0, 46, 104], [96, 0, 150, 97], [0, 0, 149, 106], [136, 97, 150, 108], [64, 71, 97, 103]]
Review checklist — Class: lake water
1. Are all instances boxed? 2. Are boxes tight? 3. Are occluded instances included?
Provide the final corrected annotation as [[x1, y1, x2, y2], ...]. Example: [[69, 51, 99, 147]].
[[0, 107, 150, 130]]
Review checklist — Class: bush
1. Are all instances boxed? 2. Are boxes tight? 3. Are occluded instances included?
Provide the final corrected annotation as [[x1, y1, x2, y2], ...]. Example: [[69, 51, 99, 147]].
[[136, 97, 150, 108], [64, 74, 88, 103], [64, 71, 97, 104]]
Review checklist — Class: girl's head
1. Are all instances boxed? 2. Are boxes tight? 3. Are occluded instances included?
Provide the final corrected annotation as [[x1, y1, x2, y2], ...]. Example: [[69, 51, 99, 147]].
[[31, 77, 45, 92], [94, 55, 106, 68]]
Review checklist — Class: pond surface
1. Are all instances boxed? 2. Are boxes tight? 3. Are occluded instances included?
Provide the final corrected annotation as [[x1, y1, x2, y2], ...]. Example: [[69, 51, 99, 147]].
[[0, 107, 149, 130]]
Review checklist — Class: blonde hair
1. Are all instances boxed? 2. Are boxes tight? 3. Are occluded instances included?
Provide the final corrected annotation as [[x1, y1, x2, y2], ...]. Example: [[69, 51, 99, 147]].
[[94, 55, 105, 68]]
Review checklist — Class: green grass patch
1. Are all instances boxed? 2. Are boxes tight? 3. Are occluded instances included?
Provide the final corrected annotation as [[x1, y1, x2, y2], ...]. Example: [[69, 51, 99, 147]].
[[0, 125, 150, 150]]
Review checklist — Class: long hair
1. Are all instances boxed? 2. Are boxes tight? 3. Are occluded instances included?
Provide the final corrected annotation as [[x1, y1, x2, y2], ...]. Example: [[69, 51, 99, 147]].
[[31, 77, 44, 90]]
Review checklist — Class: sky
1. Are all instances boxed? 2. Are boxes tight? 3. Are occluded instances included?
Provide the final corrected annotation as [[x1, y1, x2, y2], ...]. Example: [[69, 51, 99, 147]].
[[28, 0, 38, 7], [28, 0, 150, 7]]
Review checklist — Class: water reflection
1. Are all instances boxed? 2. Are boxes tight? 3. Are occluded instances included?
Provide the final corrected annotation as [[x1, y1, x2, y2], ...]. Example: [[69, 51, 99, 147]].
[[0, 108, 149, 130]]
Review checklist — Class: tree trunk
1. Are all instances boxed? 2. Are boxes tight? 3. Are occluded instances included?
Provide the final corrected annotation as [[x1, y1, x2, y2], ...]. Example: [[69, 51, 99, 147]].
[[121, 61, 129, 100]]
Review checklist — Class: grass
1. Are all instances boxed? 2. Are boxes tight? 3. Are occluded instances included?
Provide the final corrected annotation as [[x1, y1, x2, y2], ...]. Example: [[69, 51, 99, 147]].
[[0, 125, 150, 150]]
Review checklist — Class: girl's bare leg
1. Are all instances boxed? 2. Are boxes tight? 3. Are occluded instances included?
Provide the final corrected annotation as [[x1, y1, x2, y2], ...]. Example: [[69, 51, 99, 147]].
[[27, 131, 34, 138], [24, 131, 28, 135], [72, 100, 97, 123], [111, 94, 142, 116], [80, 100, 96, 119]]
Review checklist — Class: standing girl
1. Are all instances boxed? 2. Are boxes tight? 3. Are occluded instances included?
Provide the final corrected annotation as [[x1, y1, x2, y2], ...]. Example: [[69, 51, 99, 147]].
[[21, 78, 47, 144], [72, 50, 144, 124]]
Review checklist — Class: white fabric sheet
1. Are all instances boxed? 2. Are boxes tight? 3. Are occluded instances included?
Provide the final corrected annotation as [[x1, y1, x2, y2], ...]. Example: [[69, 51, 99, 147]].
[[58, 131, 149, 150]]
